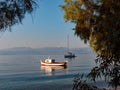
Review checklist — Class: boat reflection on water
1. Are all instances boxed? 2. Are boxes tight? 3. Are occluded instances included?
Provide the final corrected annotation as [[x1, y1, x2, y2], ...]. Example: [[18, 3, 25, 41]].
[[41, 65, 67, 76]]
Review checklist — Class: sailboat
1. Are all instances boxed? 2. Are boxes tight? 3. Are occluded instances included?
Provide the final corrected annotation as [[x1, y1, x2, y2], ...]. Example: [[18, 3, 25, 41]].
[[64, 35, 76, 58]]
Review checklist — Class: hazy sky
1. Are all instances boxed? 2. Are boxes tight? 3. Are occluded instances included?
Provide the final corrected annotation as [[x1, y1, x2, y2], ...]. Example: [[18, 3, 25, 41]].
[[0, 0, 89, 49]]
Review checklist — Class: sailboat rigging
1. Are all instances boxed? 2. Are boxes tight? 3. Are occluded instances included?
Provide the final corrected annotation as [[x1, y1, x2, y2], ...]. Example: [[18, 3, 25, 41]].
[[64, 35, 76, 58]]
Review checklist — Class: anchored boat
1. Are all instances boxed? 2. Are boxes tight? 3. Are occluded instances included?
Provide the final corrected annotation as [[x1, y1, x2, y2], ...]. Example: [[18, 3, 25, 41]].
[[40, 58, 67, 66], [64, 52, 76, 58], [64, 35, 76, 58]]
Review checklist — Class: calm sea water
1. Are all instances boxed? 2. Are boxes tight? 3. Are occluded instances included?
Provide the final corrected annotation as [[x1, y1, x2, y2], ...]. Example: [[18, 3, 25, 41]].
[[0, 53, 96, 90]]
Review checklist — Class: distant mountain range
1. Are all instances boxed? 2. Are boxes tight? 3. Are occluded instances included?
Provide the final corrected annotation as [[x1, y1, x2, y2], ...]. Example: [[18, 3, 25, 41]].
[[0, 47, 93, 55]]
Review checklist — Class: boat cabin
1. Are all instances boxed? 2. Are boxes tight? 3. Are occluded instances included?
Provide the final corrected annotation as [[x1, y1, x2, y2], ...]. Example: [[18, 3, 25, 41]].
[[45, 59, 55, 63]]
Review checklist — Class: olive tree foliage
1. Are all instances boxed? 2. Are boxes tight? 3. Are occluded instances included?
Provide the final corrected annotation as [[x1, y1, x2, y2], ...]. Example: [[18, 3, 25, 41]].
[[62, 0, 120, 59], [62, 0, 120, 89], [0, 0, 37, 31]]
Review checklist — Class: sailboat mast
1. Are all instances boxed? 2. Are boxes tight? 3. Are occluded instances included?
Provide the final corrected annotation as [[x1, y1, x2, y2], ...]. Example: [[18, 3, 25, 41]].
[[67, 35, 69, 52]]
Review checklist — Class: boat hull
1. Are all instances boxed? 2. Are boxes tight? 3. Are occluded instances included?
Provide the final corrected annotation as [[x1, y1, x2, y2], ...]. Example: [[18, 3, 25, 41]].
[[64, 55, 76, 58]]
